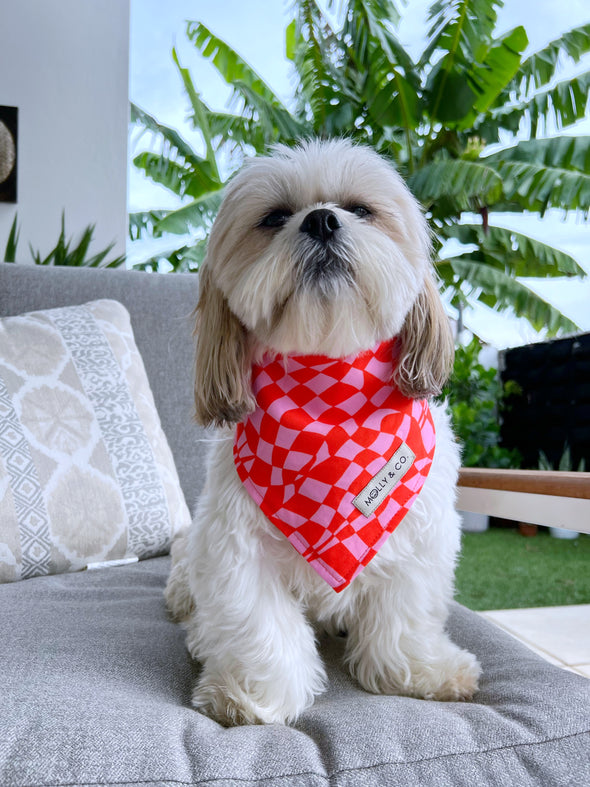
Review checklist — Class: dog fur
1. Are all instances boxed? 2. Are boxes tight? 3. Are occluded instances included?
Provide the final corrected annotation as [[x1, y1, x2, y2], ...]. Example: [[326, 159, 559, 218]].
[[165, 139, 480, 726]]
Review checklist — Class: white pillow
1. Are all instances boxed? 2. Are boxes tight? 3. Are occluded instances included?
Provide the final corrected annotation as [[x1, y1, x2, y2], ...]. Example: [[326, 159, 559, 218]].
[[0, 299, 191, 582]]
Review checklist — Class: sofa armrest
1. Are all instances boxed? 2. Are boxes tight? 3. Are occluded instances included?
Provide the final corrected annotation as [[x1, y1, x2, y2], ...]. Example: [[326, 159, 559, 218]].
[[457, 469, 590, 533]]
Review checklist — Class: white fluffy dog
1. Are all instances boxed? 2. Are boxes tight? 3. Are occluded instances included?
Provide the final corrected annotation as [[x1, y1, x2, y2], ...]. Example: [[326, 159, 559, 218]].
[[165, 139, 480, 726]]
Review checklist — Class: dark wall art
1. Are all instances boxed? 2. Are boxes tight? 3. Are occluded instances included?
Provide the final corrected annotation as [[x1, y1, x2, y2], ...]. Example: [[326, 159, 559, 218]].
[[0, 106, 18, 203]]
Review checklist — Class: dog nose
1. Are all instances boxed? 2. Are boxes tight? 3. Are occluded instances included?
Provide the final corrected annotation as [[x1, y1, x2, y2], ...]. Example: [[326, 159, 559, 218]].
[[299, 209, 341, 243]]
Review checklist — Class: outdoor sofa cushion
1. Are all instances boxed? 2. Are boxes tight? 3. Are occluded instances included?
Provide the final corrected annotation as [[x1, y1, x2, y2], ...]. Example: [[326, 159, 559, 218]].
[[0, 262, 203, 506], [1, 263, 588, 786], [1, 555, 589, 787], [0, 299, 190, 582]]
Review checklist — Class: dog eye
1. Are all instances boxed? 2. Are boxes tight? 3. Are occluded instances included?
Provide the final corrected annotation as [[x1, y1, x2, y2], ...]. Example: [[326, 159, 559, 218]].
[[344, 205, 372, 219], [259, 209, 293, 229]]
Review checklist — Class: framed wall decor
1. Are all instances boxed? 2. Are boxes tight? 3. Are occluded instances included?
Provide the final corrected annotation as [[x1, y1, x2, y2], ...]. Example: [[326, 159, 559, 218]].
[[0, 106, 18, 203]]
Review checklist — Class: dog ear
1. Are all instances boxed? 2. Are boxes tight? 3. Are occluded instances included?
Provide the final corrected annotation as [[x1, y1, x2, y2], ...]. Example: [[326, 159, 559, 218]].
[[193, 265, 256, 427], [394, 273, 454, 399]]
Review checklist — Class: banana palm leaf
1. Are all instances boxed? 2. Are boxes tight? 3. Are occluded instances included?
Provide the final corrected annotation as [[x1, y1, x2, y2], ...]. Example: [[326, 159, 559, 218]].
[[423, 0, 499, 66], [408, 159, 503, 214], [441, 255, 580, 334], [507, 23, 590, 96], [488, 136, 590, 172], [171, 48, 219, 170], [231, 81, 307, 142], [445, 224, 585, 277], [422, 0, 501, 122], [130, 103, 207, 169], [155, 192, 224, 236], [466, 27, 528, 117], [133, 152, 221, 200], [186, 22, 290, 112], [475, 71, 590, 142], [290, 1, 356, 134], [528, 71, 590, 136], [483, 141, 590, 214], [133, 239, 207, 273], [128, 210, 170, 241]]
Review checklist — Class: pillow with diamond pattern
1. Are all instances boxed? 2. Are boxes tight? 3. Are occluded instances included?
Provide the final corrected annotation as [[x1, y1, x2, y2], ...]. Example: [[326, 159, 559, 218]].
[[0, 299, 191, 582]]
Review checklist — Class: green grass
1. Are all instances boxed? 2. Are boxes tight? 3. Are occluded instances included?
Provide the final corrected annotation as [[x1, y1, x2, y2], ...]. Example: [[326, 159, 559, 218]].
[[455, 527, 590, 611]]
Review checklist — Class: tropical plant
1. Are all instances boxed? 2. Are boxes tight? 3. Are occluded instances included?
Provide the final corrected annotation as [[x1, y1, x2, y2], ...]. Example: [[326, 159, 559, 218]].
[[130, 0, 589, 338], [3, 214, 125, 268], [539, 444, 586, 472], [440, 338, 521, 468]]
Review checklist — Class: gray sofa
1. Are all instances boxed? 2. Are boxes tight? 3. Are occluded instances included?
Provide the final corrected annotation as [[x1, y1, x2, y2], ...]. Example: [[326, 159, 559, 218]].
[[1, 261, 589, 787]]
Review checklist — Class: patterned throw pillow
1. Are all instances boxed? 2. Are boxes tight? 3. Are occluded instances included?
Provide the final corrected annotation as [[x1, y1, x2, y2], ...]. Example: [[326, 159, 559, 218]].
[[0, 299, 191, 582]]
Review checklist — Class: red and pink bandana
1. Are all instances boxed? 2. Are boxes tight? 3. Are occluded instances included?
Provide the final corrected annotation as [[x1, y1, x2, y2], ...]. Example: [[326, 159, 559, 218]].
[[233, 339, 436, 592]]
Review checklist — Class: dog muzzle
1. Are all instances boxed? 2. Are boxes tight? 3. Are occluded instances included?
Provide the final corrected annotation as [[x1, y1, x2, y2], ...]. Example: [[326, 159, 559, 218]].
[[233, 339, 436, 592]]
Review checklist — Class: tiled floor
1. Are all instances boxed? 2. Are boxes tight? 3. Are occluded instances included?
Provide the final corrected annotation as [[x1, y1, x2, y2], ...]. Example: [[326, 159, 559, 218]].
[[479, 604, 590, 678]]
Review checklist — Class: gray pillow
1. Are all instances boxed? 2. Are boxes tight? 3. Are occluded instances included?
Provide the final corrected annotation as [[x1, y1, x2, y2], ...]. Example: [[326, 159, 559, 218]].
[[0, 299, 191, 581]]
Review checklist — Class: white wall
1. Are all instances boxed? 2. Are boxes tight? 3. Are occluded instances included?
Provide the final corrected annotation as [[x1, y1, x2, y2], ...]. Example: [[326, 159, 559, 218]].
[[0, 0, 129, 261]]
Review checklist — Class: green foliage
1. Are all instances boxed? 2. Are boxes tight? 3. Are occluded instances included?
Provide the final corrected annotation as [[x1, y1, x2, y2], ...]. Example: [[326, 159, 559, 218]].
[[456, 528, 590, 610], [538, 445, 586, 472], [130, 0, 589, 335], [441, 338, 521, 468], [3, 213, 125, 268], [3, 215, 19, 262]]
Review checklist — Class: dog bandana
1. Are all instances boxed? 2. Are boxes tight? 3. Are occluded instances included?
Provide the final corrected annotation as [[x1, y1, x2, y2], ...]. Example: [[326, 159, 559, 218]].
[[233, 339, 436, 592]]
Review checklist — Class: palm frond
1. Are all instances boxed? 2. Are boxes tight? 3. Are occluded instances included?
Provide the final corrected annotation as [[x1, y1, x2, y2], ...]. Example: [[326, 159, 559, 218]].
[[423, 0, 500, 66], [474, 71, 590, 142], [466, 26, 528, 117], [442, 255, 580, 334], [508, 23, 590, 96], [483, 140, 590, 215], [444, 223, 586, 277], [171, 48, 218, 170], [132, 239, 207, 273], [231, 81, 307, 142], [487, 136, 590, 172], [130, 102, 208, 169], [186, 22, 289, 111], [408, 159, 503, 215], [133, 152, 221, 200], [128, 210, 170, 241], [155, 192, 224, 236]]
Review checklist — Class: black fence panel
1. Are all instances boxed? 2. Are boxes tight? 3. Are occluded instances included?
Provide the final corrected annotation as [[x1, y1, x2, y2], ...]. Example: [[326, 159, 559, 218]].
[[500, 333, 590, 470]]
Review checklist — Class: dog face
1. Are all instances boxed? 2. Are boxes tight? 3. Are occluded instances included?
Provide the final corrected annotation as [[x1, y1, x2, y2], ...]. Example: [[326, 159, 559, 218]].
[[194, 140, 454, 426]]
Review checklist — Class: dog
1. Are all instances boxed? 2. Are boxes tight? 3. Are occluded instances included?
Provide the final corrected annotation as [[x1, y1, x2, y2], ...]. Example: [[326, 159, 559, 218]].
[[165, 139, 480, 726]]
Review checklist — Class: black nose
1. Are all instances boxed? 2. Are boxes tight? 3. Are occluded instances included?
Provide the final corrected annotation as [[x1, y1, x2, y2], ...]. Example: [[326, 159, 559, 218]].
[[299, 209, 341, 243]]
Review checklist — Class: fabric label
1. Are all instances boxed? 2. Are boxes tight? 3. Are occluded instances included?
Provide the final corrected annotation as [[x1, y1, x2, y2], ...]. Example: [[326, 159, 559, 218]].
[[353, 443, 416, 517]]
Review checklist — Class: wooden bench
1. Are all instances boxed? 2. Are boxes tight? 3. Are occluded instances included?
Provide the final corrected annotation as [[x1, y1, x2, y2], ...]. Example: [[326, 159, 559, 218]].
[[457, 469, 590, 534]]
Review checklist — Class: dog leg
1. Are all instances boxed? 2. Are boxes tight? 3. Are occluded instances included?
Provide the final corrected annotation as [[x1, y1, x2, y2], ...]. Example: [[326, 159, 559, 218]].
[[344, 574, 480, 702], [164, 534, 195, 622], [184, 509, 327, 725]]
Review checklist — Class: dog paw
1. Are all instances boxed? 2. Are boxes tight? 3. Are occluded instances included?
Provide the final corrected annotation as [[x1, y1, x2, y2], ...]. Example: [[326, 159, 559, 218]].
[[422, 648, 481, 702], [193, 680, 266, 726], [192, 667, 321, 726], [164, 538, 195, 622], [351, 645, 480, 702]]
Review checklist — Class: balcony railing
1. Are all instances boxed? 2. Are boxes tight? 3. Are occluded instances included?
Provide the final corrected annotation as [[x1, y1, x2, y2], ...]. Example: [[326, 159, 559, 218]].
[[457, 469, 590, 534]]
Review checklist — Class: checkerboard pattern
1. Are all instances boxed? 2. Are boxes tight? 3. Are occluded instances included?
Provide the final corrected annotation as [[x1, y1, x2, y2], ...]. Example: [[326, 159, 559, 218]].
[[234, 339, 435, 592]]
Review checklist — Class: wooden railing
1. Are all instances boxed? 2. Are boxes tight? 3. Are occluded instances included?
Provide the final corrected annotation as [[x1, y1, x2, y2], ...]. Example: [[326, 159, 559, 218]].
[[457, 469, 590, 534]]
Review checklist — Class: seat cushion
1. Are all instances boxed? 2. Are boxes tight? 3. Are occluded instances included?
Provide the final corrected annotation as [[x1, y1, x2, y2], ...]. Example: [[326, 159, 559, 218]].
[[1, 557, 588, 786]]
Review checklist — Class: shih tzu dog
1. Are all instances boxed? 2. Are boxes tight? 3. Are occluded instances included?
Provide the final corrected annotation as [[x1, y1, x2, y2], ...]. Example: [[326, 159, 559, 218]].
[[165, 139, 480, 726]]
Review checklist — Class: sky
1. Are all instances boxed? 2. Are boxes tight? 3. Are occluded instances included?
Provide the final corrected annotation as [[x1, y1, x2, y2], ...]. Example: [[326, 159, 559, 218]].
[[128, 0, 590, 349]]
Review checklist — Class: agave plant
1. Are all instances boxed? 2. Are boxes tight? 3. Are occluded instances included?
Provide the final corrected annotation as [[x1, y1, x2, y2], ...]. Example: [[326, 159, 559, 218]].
[[130, 0, 589, 337], [3, 213, 125, 268]]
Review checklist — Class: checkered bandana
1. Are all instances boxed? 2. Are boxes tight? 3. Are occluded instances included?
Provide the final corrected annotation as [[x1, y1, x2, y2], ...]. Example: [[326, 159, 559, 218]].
[[233, 339, 436, 592]]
